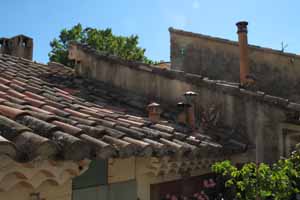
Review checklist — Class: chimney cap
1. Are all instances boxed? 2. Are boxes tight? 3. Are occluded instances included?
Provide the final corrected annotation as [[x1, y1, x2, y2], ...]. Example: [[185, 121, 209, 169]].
[[236, 21, 248, 33], [147, 102, 160, 108], [184, 91, 197, 97]]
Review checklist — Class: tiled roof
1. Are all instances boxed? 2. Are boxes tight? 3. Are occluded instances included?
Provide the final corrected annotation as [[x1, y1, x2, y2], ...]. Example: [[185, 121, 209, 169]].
[[0, 53, 245, 163]]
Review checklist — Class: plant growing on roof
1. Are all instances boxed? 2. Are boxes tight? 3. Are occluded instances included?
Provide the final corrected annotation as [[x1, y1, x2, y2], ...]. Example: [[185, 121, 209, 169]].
[[48, 23, 155, 67], [211, 149, 300, 199]]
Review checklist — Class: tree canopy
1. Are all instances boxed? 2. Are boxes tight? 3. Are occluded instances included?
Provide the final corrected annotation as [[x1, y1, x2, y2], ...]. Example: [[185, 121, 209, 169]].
[[49, 23, 155, 67], [212, 150, 300, 200]]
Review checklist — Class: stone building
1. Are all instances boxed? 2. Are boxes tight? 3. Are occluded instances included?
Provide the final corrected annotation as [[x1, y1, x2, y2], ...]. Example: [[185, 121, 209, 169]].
[[169, 23, 300, 101], [0, 21, 300, 200]]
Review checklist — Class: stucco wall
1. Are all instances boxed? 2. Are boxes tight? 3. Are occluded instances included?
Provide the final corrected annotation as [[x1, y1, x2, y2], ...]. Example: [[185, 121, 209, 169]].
[[170, 30, 300, 101], [69, 43, 292, 164], [0, 157, 89, 200]]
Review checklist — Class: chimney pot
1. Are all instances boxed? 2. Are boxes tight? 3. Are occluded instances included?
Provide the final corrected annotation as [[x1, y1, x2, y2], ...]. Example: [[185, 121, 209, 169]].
[[236, 21, 248, 33], [147, 102, 161, 123], [177, 91, 197, 131]]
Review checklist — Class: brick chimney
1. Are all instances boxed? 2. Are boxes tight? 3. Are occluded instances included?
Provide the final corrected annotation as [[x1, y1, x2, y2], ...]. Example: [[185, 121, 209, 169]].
[[147, 102, 161, 123], [0, 35, 33, 60], [236, 21, 249, 86]]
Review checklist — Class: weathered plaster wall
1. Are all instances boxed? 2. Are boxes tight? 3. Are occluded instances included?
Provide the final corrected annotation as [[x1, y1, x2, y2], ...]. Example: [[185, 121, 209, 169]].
[[69, 44, 291, 164], [170, 30, 300, 101], [0, 155, 89, 200]]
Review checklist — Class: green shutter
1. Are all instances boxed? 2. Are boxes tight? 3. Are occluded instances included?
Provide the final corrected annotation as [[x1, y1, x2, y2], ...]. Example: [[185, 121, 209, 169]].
[[72, 160, 108, 190], [109, 180, 137, 200], [73, 180, 137, 200], [73, 186, 108, 200]]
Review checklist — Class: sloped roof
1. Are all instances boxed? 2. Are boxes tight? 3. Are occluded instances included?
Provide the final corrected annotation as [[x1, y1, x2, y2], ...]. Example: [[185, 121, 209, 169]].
[[0, 53, 242, 163]]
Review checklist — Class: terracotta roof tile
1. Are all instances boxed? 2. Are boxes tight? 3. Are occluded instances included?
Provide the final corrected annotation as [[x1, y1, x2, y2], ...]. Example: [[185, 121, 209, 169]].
[[24, 105, 53, 115], [24, 91, 45, 100], [11, 79, 27, 87], [42, 105, 70, 117], [64, 108, 90, 118], [0, 77, 11, 85], [52, 120, 83, 136], [0, 83, 9, 91], [24, 96, 46, 107], [0, 105, 29, 119], [117, 118, 144, 127], [7, 89, 26, 99]]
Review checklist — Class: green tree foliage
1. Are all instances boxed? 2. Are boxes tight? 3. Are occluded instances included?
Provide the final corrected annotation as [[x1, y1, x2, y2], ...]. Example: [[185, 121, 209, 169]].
[[212, 151, 300, 199], [49, 23, 155, 67]]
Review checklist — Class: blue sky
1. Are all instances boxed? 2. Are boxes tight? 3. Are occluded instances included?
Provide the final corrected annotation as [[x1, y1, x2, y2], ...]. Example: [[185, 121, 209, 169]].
[[1, 0, 299, 63]]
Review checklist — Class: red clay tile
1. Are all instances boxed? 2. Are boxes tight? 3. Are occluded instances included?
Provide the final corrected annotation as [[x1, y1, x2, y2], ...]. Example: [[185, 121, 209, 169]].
[[0, 105, 29, 119], [25, 84, 43, 94], [24, 97, 46, 108], [89, 107, 112, 114], [44, 99, 66, 109], [52, 120, 83, 136], [24, 105, 53, 115], [64, 108, 90, 118], [6, 95, 27, 105], [56, 92, 75, 101], [24, 91, 45, 101], [53, 87, 70, 95], [42, 105, 70, 117], [0, 97, 7, 103], [0, 77, 11, 85], [105, 117, 131, 128], [7, 89, 26, 99], [11, 79, 27, 87], [10, 83, 26, 92], [80, 109, 106, 118], [61, 87, 79, 95], [74, 104, 97, 112], [117, 118, 144, 127], [0, 91, 7, 99], [0, 83, 9, 91], [3, 71, 16, 78]]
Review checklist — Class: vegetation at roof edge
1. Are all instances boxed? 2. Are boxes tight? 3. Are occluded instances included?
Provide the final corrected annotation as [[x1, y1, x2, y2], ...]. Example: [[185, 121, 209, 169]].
[[48, 23, 157, 67], [212, 148, 300, 199]]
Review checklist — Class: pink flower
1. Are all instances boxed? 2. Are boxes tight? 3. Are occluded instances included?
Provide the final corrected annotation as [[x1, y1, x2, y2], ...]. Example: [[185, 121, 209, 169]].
[[171, 195, 178, 200], [203, 180, 209, 188]]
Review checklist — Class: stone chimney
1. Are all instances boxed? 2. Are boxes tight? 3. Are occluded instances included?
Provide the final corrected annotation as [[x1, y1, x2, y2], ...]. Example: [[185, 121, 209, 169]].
[[236, 21, 249, 86], [147, 102, 161, 123], [0, 35, 33, 60]]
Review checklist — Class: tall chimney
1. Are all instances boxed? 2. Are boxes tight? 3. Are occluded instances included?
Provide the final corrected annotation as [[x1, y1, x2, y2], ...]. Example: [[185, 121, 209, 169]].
[[236, 21, 249, 86]]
